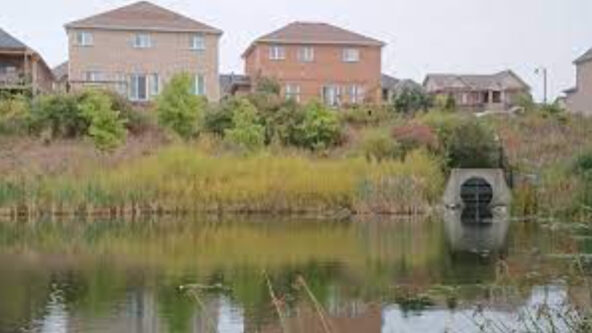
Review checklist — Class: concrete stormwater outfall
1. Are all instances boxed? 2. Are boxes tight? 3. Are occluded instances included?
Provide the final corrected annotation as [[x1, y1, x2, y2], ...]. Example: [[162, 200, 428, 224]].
[[442, 169, 512, 256]]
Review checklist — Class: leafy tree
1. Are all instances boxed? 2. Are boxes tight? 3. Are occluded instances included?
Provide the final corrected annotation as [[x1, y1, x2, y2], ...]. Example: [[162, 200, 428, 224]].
[[393, 88, 432, 114], [294, 101, 342, 150], [79, 90, 127, 152], [0, 94, 30, 135], [30, 93, 87, 138], [255, 77, 281, 95], [156, 73, 206, 139], [445, 118, 500, 168], [204, 97, 238, 136], [225, 98, 265, 151]]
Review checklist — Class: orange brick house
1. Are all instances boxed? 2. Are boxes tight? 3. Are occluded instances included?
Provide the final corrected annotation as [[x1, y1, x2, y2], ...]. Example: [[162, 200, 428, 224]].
[[241, 22, 384, 106]]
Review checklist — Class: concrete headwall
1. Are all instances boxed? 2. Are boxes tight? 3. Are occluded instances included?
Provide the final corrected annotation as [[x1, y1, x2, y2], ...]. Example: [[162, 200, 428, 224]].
[[442, 169, 511, 208]]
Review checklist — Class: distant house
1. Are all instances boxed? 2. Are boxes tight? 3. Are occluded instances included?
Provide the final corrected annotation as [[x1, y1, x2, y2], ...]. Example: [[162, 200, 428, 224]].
[[423, 70, 531, 113], [381, 74, 424, 103], [242, 22, 384, 106], [65, 1, 223, 102], [565, 48, 592, 115], [52, 61, 69, 92], [219, 73, 251, 99], [0, 28, 54, 95]]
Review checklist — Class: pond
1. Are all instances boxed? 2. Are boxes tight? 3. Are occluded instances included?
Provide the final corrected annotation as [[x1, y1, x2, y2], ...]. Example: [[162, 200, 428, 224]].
[[0, 217, 589, 333]]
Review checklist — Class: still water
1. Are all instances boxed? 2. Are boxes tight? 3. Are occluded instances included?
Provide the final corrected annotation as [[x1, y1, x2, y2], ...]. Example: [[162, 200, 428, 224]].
[[0, 217, 589, 333]]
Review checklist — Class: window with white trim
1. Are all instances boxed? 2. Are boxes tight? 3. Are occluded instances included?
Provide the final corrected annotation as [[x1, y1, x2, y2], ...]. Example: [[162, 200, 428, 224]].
[[130, 74, 148, 101], [133, 33, 152, 48], [342, 48, 360, 63], [349, 85, 365, 104], [269, 45, 285, 60], [76, 31, 93, 46], [193, 74, 206, 96], [285, 84, 301, 102], [84, 71, 102, 82], [322, 85, 341, 107], [115, 73, 127, 96], [191, 34, 206, 51], [297, 47, 314, 62], [150, 73, 160, 97]]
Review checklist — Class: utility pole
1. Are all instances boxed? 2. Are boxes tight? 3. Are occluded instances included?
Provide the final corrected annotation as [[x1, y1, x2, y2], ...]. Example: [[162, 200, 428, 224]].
[[535, 67, 548, 104]]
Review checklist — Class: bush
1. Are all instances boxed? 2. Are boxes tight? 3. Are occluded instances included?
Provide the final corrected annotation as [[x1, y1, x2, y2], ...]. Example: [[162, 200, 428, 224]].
[[255, 77, 281, 96], [30, 93, 87, 138], [0, 95, 30, 135], [393, 88, 432, 114], [359, 129, 402, 162], [204, 98, 236, 136], [392, 122, 440, 158], [79, 90, 127, 151], [156, 73, 206, 139], [225, 98, 265, 151], [445, 118, 501, 168], [293, 101, 342, 150], [340, 105, 393, 126], [101, 89, 151, 135]]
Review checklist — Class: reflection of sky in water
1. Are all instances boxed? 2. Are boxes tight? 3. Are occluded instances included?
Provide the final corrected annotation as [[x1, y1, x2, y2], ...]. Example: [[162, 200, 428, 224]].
[[382, 285, 569, 333], [40, 286, 68, 333], [217, 297, 244, 333]]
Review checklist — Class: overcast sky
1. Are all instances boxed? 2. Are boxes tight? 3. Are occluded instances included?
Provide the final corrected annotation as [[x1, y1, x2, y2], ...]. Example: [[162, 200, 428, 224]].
[[1, 0, 590, 101]]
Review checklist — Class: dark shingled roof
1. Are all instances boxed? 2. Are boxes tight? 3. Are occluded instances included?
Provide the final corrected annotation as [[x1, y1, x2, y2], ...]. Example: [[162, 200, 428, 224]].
[[575, 48, 592, 64], [219, 74, 250, 96], [424, 70, 530, 91], [65, 1, 222, 34], [53, 61, 69, 80], [0, 28, 27, 49]]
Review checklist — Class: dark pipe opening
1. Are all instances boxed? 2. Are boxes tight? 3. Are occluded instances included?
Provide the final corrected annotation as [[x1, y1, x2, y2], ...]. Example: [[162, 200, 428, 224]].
[[460, 177, 493, 223]]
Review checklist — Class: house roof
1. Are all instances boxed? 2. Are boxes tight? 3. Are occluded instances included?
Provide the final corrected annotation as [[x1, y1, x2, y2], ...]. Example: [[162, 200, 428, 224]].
[[574, 48, 592, 64], [381, 74, 399, 90], [65, 1, 222, 34], [53, 61, 69, 80], [219, 73, 250, 95], [0, 28, 27, 50], [382, 74, 424, 93], [424, 70, 530, 92], [243, 22, 384, 57]]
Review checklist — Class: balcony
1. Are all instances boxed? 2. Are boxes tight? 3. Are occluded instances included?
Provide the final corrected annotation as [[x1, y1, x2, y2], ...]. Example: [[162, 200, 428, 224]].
[[0, 71, 31, 89]]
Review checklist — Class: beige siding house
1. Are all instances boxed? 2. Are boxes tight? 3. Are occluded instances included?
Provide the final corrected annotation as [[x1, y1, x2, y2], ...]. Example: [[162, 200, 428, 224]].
[[424, 70, 531, 113], [65, 1, 222, 102], [565, 48, 592, 116]]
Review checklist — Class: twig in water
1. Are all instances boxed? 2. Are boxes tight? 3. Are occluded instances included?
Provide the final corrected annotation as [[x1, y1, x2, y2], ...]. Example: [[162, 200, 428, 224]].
[[264, 270, 289, 333], [180, 285, 218, 333], [297, 275, 333, 333]]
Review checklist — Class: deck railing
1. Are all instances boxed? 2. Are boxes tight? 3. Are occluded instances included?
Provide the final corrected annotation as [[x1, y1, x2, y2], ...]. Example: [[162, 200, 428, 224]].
[[0, 72, 31, 88]]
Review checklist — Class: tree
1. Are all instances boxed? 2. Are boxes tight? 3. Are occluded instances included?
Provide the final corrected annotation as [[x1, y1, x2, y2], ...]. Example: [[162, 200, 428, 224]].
[[79, 90, 127, 152], [255, 77, 281, 95], [156, 73, 206, 139], [393, 88, 432, 114], [294, 101, 342, 150], [225, 98, 265, 151]]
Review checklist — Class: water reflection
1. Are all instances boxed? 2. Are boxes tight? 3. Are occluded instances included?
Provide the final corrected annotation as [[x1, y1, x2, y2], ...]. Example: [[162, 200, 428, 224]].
[[0, 217, 583, 332]]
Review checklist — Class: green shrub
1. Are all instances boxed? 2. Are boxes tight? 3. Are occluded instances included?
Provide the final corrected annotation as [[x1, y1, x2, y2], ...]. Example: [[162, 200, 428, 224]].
[[445, 118, 501, 168], [255, 77, 281, 95], [156, 73, 206, 139], [340, 105, 393, 126], [204, 98, 236, 136], [263, 99, 303, 145], [101, 89, 151, 135], [0, 95, 30, 135], [225, 98, 265, 151], [293, 101, 342, 150], [391, 122, 440, 158], [393, 88, 432, 114], [30, 93, 87, 138], [359, 129, 402, 162], [79, 90, 127, 151], [574, 150, 592, 175]]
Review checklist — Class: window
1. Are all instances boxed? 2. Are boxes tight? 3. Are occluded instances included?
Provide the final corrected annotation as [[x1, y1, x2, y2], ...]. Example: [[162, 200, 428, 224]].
[[130, 74, 148, 101], [84, 71, 102, 82], [482, 91, 490, 104], [193, 74, 206, 96], [191, 34, 206, 51], [115, 73, 127, 96], [76, 31, 93, 46], [133, 34, 152, 48], [298, 47, 314, 62], [492, 91, 502, 103], [342, 48, 360, 62], [349, 85, 365, 104], [322, 85, 341, 107], [150, 74, 160, 97], [285, 84, 301, 102], [269, 45, 285, 60]]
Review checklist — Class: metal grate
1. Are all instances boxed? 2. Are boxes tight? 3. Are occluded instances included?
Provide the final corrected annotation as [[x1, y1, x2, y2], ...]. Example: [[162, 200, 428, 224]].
[[460, 178, 493, 223]]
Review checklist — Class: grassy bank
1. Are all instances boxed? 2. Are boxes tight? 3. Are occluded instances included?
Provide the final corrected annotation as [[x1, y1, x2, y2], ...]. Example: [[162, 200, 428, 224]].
[[0, 145, 444, 217]]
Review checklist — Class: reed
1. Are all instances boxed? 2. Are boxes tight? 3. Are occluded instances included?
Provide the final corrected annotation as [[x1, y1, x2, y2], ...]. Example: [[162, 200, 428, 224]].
[[0, 144, 444, 216]]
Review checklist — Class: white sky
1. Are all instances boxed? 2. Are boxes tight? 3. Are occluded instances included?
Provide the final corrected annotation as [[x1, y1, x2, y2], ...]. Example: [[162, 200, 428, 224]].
[[1, 0, 590, 101]]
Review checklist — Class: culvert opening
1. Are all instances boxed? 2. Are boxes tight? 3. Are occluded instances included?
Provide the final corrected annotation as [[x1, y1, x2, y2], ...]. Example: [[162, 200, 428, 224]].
[[460, 177, 493, 222]]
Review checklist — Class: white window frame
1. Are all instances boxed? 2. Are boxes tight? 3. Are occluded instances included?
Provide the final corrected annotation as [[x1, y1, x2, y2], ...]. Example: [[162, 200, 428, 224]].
[[342, 48, 360, 63], [285, 84, 301, 102], [322, 85, 341, 107], [115, 72, 127, 96], [129, 74, 148, 102], [133, 33, 152, 49], [269, 45, 286, 60], [349, 85, 365, 104], [191, 34, 206, 51], [298, 46, 314, 62], [193, 74, 206, 96], [150, 73, 160, 97], [84, 71, 102, 82], [76, 31, 93, 47]]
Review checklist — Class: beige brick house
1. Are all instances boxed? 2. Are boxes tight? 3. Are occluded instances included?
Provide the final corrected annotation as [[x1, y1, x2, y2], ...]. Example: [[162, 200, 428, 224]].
[[424, 70, 531, 113], [241, 22, 384, 105], [65, 1, 222, 102], [565, 48, 592, 116]]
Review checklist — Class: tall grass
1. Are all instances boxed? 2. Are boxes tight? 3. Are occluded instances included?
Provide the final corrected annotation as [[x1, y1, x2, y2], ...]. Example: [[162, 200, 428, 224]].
[[0, 145, 444, 216]]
